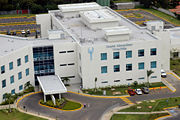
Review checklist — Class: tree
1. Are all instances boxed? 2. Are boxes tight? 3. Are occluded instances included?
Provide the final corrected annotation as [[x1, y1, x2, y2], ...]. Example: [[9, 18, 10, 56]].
[[94, 77, 97, 92], [62, 77, 70, 85], [4, 93, 13, 113], [24, 82, 33, 90], [147, 70, 154, 87]]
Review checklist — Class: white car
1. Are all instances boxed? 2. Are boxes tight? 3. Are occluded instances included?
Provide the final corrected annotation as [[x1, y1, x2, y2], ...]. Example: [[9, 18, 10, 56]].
[[135, 89, 142, 95], [161, 69, 167, 78], [21, 30, 25, 34]]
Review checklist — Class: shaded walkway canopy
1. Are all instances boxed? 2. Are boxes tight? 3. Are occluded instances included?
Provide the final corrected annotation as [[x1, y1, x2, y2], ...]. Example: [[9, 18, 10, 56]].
[[37, 75, 67, 95]]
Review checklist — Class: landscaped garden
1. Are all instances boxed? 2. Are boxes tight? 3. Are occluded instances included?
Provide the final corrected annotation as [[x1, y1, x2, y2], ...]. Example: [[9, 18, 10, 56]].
[[111, 113, 169, 120], [170, 59, 180, 77], [82, 82, 165, 96], [120, 97, 180, 112], [0, 109, 46, 120], [40, 98, 82, 110], [0, 83, 35, 105]]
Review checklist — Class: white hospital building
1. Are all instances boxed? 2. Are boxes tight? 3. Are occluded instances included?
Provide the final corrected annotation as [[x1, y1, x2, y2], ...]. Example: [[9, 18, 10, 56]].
[[0, 2, 180, 103]]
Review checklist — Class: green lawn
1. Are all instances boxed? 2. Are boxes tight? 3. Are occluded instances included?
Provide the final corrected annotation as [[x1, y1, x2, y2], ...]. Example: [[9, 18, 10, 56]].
[[83, 82, 165, 96], [113, 0, 134, 3], [141, 8, 180, 26], [170, 59, 180, 76], [0, 14, 35, 18], [111, 113, 169, 120], [119, 97, 180, 112], [62, 100, 82, 110], [0, 109, 46, 120], [40, 98, 82, 110]]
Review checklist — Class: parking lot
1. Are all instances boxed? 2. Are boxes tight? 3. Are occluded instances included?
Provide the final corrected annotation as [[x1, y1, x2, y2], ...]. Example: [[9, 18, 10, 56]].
[[117, 9, 175, 28], [0, 16, 40, 37]]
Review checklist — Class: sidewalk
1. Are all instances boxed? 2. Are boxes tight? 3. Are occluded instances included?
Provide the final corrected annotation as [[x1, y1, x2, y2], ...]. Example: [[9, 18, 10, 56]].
[[114, 111, 168, 114]]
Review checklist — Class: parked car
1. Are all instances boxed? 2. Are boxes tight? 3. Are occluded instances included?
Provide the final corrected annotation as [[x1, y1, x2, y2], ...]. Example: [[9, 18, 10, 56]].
[[21, 30, 26, 34], [161, 69, 167, 78], [128, 89, 136, 96], [12, 31, 16, 35], [141, 87, 149, 94], [26, 29, 31, 34], [7, 31, 11, 35], [135, 89, 142, 95]]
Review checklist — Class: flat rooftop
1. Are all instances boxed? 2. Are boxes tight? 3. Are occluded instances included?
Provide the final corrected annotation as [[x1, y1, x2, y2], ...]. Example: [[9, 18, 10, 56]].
[[37, 75, 67, 95], [0, 32, 75, 57], [54, 7, 157, 45], [58, 2, 101, 12], [81, 9, 120, 23]]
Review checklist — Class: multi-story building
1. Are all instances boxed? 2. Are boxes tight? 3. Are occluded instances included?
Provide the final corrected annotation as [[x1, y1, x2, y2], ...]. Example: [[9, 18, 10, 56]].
[[0, 2, 179, 103]]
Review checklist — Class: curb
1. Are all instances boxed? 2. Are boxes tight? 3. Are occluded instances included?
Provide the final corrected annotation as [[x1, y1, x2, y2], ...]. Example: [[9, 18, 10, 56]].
[[68, 91, 130, 98], [39, 99, 83, 112], [154, 114, 172, 120]]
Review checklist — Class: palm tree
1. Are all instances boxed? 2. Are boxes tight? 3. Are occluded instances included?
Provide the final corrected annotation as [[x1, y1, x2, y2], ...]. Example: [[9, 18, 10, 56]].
[[24, 82, 32, 90], [147, 70, 154, 87], [4, 93, 12, 113], [94, 77, 97, 92], [62, 77, 70, 85]]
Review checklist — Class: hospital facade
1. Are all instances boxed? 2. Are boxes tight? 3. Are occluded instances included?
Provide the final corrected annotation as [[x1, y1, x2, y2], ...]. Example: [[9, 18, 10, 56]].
[[0, 2, 180, 103]]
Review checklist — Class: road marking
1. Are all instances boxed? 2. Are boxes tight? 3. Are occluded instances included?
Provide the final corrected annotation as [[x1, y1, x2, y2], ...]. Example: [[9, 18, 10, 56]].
[[162, 78, 176, 92], [167, 72, 180, 81], [120, 97, 134, 105]]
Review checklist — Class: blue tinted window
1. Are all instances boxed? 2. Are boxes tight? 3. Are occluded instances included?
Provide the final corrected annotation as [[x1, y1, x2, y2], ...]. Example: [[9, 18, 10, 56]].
[[3, 94, 6, 99], [19, 85, 23, 90], [26, 68, 29, 76], [10, 75, 14, 84], [138, 62, 144, 70], [151, 48, 157, 55], [17, 58, 21, 66], [101, 53, 107, 60], [151, 61, 157, 68], [18, 72, 22, 80], [113, 52, 119, 59], [2, 79, 6, 88], [11, 89, 15, 94], [25, 55, 28, 63], [1, 65, 5, 74], [126, 64, 132, 71], [101, 66, 107, 73], [126, 51, 132, 58], [114, 65, 120, 72], [9, 62, 13, 70], [138, 49, 144, 57]]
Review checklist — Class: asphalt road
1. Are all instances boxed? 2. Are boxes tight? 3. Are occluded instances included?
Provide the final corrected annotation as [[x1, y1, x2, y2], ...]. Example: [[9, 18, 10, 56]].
[[18, 73, 180, 120], [18, 92, 126, 120]]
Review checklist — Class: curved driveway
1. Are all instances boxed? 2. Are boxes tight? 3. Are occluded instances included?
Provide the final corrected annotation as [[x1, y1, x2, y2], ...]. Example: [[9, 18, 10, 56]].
[[18, 92, 125, 120]]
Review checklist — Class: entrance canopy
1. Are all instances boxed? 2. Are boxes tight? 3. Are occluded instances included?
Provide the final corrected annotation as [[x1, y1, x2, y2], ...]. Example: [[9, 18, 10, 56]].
[[37, 75, 67, 95]]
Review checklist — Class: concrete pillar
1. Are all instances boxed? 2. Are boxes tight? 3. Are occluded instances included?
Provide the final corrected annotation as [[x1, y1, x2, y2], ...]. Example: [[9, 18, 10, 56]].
[[59, 94, 61, 99], [44, 94, 46, 102]]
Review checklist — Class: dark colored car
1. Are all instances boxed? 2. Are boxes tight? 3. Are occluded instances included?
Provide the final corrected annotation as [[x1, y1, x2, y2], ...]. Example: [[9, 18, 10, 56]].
[[12, 31, 16, 35], [7, 31, 11, 35], [141, 87, 149, 94], [128, 89, 136, 96]]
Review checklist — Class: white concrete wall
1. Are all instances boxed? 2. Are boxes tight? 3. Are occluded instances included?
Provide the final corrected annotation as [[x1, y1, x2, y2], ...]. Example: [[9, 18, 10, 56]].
[[53, 42, 80, 84], [80, 40, 164, 89], [36, 14, 51, 38], [0, 46, 34, 103]]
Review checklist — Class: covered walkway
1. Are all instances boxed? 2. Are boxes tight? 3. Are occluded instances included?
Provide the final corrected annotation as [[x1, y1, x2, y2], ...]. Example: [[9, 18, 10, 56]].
[[37, 75, 67, 103]]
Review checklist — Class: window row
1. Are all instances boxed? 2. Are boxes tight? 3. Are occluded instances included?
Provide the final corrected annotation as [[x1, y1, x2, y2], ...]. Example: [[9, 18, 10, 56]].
[[2, 68, 29, 88], [2, 82, 30, 99], [0, 55, 29, 74], [101, 61, 157, 73], [59, 50, 74, 54], [101, 48, 157, 60], [101, 76, 157, 84], [60, 63, 75, 66]]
